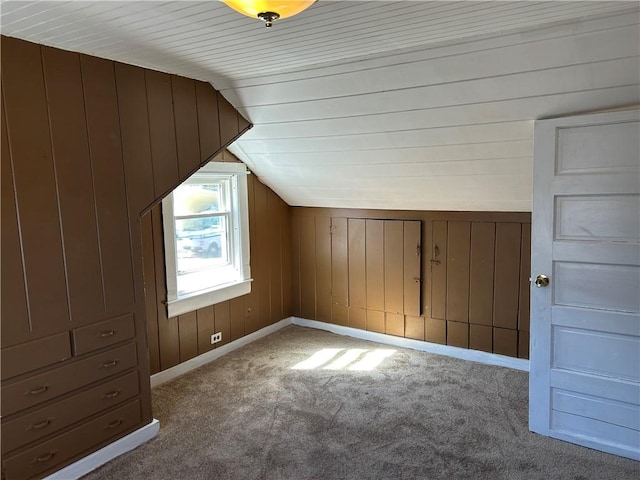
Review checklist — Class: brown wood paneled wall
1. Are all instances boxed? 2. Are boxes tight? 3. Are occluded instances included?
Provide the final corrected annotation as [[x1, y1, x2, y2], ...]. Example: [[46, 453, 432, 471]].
[[1, 36, 250, 479], [143, 151, 292, 374], [291, 208, 531, 359]]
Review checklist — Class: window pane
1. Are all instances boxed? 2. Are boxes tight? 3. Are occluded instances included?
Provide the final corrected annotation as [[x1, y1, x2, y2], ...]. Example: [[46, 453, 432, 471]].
[[173, 183, 223, 216], [172, 178, 232, 296], [176, 214, 232, 296]]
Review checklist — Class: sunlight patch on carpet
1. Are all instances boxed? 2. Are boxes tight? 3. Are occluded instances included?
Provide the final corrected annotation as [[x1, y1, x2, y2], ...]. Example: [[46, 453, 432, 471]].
[[292, 348, 396, 371]]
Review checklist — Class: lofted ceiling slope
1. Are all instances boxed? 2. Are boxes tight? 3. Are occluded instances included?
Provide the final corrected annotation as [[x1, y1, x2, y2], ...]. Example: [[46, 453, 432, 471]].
[[2, 1, 639, 211]]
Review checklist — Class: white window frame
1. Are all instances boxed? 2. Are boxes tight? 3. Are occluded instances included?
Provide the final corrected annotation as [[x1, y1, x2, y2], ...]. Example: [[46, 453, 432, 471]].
[[162, 162, 251, 318]]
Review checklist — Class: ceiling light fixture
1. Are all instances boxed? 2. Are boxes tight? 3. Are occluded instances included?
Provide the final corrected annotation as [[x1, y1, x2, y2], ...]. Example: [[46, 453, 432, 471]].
[[221, 0, 316, 28]]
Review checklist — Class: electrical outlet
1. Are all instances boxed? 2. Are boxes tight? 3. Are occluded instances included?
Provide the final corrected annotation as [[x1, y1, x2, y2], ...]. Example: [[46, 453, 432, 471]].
[[211, 332, 222, 344]]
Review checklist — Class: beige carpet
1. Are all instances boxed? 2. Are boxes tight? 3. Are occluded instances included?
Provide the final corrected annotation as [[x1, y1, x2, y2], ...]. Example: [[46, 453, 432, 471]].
[[83, 326, 639, 479]]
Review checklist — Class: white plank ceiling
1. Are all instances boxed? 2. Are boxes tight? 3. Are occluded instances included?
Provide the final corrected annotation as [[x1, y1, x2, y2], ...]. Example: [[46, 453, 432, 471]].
[[2, 1, 639, 211]]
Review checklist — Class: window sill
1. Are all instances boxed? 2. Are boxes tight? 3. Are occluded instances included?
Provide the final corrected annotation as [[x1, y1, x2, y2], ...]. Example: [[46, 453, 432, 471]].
[[166, 279, 252, 318]]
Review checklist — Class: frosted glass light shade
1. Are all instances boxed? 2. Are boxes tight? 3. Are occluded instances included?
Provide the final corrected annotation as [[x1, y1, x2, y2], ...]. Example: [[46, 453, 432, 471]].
[[222, 0, 315, 21]]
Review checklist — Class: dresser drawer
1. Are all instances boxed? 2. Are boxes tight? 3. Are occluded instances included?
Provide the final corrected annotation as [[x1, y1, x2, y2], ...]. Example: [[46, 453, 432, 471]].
[[1, 371, 139, 453], [72, 313, 135, 356], [1, 342, 137, 417], [1, 333, 71, 381], [3, 399, 141, 480]]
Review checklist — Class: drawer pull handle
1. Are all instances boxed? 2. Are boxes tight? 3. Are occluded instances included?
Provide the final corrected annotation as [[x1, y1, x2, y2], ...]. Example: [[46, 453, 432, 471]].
[[100, 360, 118, 369], [30, 419, 51, 430], [34, 452, 55, 463], [105, 419, 122, 429], [104, 390, 121, 399], [26, 385, 48, 396], [99, 330, 116, 338]]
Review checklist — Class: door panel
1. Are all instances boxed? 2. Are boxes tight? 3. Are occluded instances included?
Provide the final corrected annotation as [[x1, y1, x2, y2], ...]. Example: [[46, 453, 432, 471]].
[[555, 121, 639, 174], [331, 218, 349, 307], [552, 327, 639, 381], [384, 221, 404, 314], [530, 108, 640, 460], [430, 221, 447, 320], [553, 262, 639, 312], [348, 219, 366, 309], [365, 220, 384, 312], [555, 194, 639, 242], [403, 221, 421, 316]]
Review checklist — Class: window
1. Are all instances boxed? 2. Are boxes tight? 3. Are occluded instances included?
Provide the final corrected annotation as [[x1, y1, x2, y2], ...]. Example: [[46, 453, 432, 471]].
[[162, 162, 251, 317]]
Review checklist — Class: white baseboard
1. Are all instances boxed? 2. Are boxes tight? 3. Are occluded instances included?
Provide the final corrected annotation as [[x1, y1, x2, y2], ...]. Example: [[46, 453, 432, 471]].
[[151, 318, 293, 387], [292, 317, 530, 372], [151, 316, 528, 389], [44, 419, 160, 480]]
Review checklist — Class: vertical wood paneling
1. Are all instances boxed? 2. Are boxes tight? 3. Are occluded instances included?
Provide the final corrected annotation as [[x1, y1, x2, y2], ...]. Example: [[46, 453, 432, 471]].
[[267, 190, 283, 322], [403, 221, 421, 316], [366, 219, 384, 311], [519, 223, 531, 332], [214, 301, 231, 347], [281, 200, 292, 318], [469, 222, 495, 326], [243, 294, 259, 335], [331, 218, 349, 306], [367, 310, 385, 333], [1, 37, 255, 477], [386, 312, 405, 337], [299, 216, 316, 319], [315, 216, 332, 322], [494, 327, 518, 357], [152, 206, 179, 370], [2, 37, 69, 335], [171, 75, 201, 179], [426, 318, 446, 345], [178, 311, 198, 362], [81, 55, 134, 314], [446, 221, 470, 322], [159, 318, 180, 371], [0, 103, 30, 346], [145, 70, 179, 198], [519, 331, 530, 359], [384, 220, 404, 314], [405, 316, 424, 341], [290, 208, 530, 360], [114, 62, 154, 214], [469, 324, 493, 353], [291, 214, 301, 316], [332, 305, 349, 326], [218, 93, 240, 147], [229, 298, 245, 342], [195, 81, 220, 162], [244, 173, 259, 333], [42, 46, 104, 324], [141, 213, 160, 374], [196, 305, 215, 355], [447, 321, 469, 348], [493, 223, 522, 329], [331, 217, 349, 326], [349, 307, 367, 330], [254, 180, 270, 328], [431, 221, 448, 320], [348, 219, 366, 309]]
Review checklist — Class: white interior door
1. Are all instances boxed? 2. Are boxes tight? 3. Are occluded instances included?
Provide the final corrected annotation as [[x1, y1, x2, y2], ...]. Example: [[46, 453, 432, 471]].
[[530, 108, 640, 460]]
